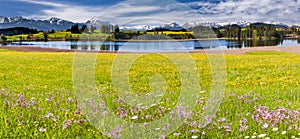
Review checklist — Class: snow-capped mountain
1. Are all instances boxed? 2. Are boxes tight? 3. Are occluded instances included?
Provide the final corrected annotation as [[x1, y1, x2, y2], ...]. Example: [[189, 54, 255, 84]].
[[119, 22, 185, 31], [218, 21, 251, 27], [119, 25, 156, 31], [183, 21, 221, 28], [161, 22, 184, 30], [0, 16, 293, 31], [184, 21, 251, 28], [0, 16, 82, 31], [85, 18, 111, 29], [184, 21, 290, 29], [265, 22, 290, 28]]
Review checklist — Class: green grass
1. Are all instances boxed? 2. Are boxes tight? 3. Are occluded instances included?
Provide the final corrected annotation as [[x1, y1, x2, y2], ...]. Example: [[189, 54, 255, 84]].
[[0, 51, 300, 138], [4, 30, 108, 41]]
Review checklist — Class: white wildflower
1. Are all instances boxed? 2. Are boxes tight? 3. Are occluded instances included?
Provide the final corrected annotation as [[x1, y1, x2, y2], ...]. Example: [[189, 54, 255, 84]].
[[258, 134, 267, 138], [39, 127, 47, 133], [191, 135, 198, 139], [272, 127, 279, 132], [131, 116, 138, 120], [282, 131, 287, 135]]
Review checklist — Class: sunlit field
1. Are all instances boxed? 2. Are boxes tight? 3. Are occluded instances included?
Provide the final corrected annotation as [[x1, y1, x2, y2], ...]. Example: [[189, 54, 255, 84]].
[[4, 31, 110, 41], [0, 50, 300, 138]]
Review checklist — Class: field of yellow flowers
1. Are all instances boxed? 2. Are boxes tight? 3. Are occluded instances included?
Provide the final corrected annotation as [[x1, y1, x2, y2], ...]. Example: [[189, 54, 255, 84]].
[[0, 49, 300, 138]]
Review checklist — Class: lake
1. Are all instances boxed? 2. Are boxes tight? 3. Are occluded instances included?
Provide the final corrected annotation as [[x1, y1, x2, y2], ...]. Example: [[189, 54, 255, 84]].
[[7, 39, 300, 52]]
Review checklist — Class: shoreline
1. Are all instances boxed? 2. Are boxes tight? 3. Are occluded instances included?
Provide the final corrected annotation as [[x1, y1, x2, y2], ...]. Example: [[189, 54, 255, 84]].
[[3, 37, 297, 43], [1, 45, 300, 54]]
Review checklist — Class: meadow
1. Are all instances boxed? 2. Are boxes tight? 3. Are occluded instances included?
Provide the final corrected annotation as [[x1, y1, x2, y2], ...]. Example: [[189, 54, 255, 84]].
[[4, 30, 194, 42], [4, 30, 110, 42], [0, 49, 300, 138]]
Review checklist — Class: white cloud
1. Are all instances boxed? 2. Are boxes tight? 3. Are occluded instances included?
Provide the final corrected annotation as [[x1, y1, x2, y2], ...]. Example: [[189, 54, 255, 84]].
[[95, 0, 205, 25], [14, 0, 300, 25], [187, 0, 300, 24], [16, 0, 65, 7], [14, 0, 206, 25], [14, 0, 107, 23]]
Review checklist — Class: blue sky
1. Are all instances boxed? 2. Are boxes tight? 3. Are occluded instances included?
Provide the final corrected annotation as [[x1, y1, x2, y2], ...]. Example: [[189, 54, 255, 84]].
[[0, 0, 300, 25]]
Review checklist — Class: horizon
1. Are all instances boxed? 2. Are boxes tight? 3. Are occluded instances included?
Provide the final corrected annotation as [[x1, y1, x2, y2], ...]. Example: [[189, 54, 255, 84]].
[[0, 0, 300, 25], [0, 15, 299, 27]]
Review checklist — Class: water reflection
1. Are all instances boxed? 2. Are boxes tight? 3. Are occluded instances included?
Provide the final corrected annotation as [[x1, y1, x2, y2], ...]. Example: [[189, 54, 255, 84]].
[[3, 39, 300, 51], [100, 44, 119, 51], [69, 41, 119, 51], [226, 39, 283, 49]]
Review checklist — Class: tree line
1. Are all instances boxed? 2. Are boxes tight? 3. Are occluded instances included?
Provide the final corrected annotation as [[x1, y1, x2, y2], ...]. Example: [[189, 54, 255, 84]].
[[1, 23, 300, 43], [209, 23, 298, 40], [0, 27, 38, 36]]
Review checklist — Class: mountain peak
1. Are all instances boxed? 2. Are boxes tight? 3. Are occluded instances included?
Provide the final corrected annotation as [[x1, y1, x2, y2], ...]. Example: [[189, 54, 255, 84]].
[[49, 17, 61, 21], [0, 16, 82, 31]]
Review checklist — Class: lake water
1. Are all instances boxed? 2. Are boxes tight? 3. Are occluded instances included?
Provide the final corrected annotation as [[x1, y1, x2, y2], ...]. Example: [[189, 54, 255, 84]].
[[7, 39, 300, 52]]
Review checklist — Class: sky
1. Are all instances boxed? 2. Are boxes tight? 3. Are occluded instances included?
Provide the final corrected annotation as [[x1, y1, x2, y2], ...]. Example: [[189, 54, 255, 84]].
[[0, 0, 300, 25]]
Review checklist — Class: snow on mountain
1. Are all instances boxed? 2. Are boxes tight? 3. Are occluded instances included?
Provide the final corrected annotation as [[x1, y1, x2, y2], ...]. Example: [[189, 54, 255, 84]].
[[0, 16, 10, 24], [218, 21, 289, 28], [85, 18, 111, 29], [161, 22, 184, 30], [0, 16, 81, 31], [217, 21, 251, 27], [0, 16, 293, 31], [119, 25, 156, 31], [119, 22, 185, 31], [86, 18, 110, 25], [184, 20, 289, 29], [266, 22, 290, 28], [183, 21, 221, 28]]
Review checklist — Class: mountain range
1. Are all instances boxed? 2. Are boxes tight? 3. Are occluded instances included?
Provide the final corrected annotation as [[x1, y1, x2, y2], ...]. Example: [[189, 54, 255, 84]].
[[0, 16, 294, 31], [0, 16, 83, 31]]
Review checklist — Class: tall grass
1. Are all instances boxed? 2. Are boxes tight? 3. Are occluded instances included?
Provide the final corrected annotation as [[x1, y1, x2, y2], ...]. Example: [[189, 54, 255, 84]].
[[0, 50, 299, 138]]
